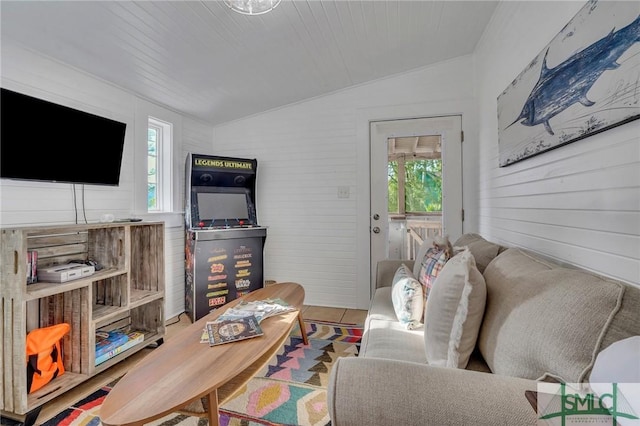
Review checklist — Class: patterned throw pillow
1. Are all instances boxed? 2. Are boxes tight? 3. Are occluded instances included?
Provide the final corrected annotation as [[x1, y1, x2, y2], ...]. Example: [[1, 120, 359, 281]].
[[412, 238, 434, 278], [391, 264, 424, 330], [418, 246, 449, 301]]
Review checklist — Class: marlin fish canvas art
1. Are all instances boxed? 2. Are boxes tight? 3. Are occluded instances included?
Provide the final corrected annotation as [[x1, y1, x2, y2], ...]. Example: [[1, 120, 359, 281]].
[[497, 0, 640, 167]]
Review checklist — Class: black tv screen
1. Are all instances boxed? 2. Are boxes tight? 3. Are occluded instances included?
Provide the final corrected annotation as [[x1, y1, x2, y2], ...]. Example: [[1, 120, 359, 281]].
[[1, 88, 127, 186]]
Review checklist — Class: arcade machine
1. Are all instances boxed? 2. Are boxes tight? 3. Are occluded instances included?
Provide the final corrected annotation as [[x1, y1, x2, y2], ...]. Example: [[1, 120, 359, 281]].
[[184, 153, 267, 322]]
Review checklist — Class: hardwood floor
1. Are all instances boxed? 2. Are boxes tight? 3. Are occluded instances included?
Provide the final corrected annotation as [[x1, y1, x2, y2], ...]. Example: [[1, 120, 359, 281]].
[[11, 305, 366, 425], [303, 305, 367, 324]]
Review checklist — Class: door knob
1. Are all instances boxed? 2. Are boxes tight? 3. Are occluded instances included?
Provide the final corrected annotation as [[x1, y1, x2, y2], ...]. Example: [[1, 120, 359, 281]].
[[372, 227, 380, 234]]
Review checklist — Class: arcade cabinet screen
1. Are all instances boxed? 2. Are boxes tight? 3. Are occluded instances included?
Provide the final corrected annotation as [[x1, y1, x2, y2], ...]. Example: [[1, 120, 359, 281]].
[[197, 192, 249, 222]]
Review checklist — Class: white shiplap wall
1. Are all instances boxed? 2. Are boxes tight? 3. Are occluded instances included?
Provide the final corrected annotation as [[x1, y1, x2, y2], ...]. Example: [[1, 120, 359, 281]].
[[0, 41, 215, 318], [173, 118, 216, 316], [211, 55, 477, 309], [474, 2, 640, 286], [0, 43, 136, 225]]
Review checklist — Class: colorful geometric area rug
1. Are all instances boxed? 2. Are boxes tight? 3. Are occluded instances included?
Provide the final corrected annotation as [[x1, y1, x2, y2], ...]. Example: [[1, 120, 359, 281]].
[[13, 320, 362, 426]]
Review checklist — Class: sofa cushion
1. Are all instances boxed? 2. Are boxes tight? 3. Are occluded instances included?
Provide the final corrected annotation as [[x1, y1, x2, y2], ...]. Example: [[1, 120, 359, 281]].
[[453, 233, 503, 273], [424, 249, 486, 368], [360, 318, 426, 363], [598, 281, 640, 354], [362, 287, 426, 362], [391, 264, 424, 330], [478, 248, 625, 383], [367, 286, 399, 323]]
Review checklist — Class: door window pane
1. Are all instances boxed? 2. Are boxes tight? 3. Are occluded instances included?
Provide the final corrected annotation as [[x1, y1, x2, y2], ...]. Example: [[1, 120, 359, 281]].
[[388, 160, 399, 213], [405, 159, 442, 213]]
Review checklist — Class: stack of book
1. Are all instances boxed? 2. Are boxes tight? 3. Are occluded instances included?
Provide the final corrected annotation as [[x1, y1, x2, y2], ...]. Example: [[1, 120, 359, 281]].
[[95, 329, 145, 365]]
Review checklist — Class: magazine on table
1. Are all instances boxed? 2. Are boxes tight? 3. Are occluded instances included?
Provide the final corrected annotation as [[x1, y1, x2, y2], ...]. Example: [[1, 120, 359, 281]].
[[200, 298, 297, 343], [225, 298, 296, 323], [205, 314, 263, 346]]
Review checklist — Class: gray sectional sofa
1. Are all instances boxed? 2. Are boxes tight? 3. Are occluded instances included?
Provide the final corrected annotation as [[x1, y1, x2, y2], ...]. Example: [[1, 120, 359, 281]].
[[328, 233, 640, 425]]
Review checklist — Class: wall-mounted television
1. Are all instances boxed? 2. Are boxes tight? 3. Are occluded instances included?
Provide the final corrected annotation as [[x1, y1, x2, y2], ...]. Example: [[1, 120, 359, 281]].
[[1, 88, 127, 186]]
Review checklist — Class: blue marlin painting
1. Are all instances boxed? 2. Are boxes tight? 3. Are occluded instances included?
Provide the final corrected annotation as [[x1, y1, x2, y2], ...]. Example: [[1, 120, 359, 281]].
[[510, 14, 640, 135], [498, 1, 640, 167]]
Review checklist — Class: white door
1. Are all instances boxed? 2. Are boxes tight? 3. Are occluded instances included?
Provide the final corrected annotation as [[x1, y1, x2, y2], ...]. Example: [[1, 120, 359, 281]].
[[370, 116, 463, 288]]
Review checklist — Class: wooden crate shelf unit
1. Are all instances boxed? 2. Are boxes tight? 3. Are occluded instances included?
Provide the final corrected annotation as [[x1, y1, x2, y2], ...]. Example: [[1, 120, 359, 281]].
[[0, 221, 166, 420]]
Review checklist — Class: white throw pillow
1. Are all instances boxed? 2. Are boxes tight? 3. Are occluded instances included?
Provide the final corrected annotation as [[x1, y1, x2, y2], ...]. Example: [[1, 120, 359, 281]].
[[424, 249, 486, 368], [391, 264, 424, 330]]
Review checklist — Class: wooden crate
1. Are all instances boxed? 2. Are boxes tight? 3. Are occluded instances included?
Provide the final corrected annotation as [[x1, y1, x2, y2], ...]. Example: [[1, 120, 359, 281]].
[[0, 222, 165, 417]]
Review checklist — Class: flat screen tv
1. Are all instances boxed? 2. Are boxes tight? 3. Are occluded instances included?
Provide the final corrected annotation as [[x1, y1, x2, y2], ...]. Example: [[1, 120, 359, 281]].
[[1, 88, 127, 186]]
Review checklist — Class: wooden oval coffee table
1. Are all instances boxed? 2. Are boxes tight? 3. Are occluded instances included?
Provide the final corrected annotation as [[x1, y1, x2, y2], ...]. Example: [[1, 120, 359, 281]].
[[100, 282, 308, 426]]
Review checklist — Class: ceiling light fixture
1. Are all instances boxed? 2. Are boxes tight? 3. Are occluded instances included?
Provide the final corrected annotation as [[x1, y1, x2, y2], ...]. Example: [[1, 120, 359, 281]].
[[223, 0, 281, 15]]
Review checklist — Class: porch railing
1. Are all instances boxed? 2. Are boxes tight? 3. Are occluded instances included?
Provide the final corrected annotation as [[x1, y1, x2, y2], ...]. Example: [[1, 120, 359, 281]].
[[405, 217, 442, 260]]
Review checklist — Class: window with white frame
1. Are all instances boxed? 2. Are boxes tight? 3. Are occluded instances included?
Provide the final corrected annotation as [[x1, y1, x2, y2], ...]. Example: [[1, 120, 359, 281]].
[[147, 117, 173, 212]]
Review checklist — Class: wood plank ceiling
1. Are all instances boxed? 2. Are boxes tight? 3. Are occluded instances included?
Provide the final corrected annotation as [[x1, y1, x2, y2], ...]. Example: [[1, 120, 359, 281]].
[[1, 1, 497, 126]]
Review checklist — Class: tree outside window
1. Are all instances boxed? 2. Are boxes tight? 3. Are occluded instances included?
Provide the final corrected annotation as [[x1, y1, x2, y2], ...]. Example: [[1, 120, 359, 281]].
[[388, 158, 442, 214], [147, 127, 159, 211], [146, 116, 173, 213]]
